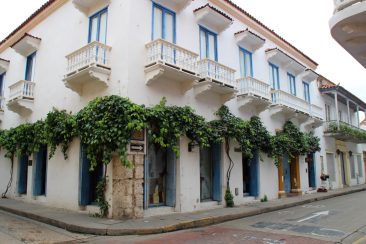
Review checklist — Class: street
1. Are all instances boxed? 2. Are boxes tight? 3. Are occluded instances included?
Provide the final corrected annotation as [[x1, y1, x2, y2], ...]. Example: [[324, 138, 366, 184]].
[[1, 191, 366, 244]]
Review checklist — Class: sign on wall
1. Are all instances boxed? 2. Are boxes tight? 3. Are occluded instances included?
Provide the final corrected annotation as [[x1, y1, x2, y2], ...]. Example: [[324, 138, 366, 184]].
[[128, 129, 146, 155]]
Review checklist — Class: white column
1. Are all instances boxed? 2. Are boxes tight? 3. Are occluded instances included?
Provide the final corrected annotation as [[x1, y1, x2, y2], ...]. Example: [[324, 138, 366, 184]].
[[357, 106, 360, 128], [334, 92, 340, 129], [347, 99, 351, 124]]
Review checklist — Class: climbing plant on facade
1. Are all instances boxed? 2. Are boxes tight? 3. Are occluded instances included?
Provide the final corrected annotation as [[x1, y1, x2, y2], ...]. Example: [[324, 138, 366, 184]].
[[44, 109, 77, 159]]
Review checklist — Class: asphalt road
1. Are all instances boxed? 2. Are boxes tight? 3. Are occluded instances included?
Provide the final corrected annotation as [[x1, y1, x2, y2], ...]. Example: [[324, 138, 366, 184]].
[[1, 191, 366, 243]]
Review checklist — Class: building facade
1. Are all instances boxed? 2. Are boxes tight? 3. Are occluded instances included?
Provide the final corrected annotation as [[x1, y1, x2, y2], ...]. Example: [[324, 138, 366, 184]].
[[0, 0, 365, 219]]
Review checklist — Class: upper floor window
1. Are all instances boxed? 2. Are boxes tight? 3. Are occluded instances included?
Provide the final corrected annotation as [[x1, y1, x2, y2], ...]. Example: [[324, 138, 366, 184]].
[[200, 26, 217, 61], [25, 52, 36, 82], [152, 3, 176, 43], [287, 73, 296, 96], [239, 48, 253, 77], [269, 63, 280, 90], [325, 104, 331, 121], [303, 81, 310, 103], [89, 8, 108, 44]]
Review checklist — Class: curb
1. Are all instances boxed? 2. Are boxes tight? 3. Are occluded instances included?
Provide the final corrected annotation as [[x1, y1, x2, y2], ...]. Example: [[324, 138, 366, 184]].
[[0, 187, 365, 236]]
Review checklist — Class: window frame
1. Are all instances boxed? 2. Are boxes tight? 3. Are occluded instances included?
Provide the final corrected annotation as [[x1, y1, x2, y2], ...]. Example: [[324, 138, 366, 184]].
[[199, 26, 218, 61], [25, 52, 37, 82], [269, 62, 280, 90], [239, 47, 253, 78], [287, 73, 296, 96], [88, 7, 108, 44], [151, 3, 176, 43], [303, 81, 310, 103]]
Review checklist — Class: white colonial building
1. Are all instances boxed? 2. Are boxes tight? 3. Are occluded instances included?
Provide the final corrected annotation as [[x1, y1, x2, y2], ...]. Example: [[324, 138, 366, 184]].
[[0, 0, 365, 219]]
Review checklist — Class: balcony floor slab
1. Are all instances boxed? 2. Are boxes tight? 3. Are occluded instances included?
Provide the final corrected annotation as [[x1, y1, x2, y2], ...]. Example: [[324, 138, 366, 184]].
[[194, 80, 237, 103], [7, 98, 34, 115]]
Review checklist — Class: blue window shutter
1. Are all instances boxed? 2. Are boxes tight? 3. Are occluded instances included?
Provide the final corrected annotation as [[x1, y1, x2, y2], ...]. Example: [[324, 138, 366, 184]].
[[17, 155, 28, 194], [212, 143, 222, 202], [166, 148, 176, 207], [249, 150, 260, 197], [33, 146, 47, 196], [79, 145, 91, 206]]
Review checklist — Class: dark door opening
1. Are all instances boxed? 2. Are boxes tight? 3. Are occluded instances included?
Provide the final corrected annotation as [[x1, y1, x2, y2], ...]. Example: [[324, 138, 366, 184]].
[[307, 153, 316, 189], [17, 155, 28, 195], [79, 145, 104, 206], [200, 147, 212, 201], [33, 145, 48, 196], [283, 154, 291, 193], [242, 151, 259, 197], [340, 152, 347, 186]]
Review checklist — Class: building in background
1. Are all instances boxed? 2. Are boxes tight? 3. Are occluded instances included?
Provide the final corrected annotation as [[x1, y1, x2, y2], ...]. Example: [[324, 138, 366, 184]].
[[329, 0, 366, 68]]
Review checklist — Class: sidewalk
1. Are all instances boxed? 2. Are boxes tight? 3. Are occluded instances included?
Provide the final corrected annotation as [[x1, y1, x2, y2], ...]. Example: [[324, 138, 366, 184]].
[[0, 185, 365, 236]]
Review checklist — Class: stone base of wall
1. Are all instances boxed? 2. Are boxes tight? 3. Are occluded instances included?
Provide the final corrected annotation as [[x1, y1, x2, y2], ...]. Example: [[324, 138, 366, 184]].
[[111, 154, 144, 219]]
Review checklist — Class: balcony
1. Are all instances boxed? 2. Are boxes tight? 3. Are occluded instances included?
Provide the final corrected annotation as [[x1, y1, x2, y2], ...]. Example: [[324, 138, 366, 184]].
[[235, 29, 265, 52], [324, 120, 366, 143], [330, 0, 366, 68], [194, 59, 237, 102], [152, 0, 191, 12], [270, 90, 324, 124], [194, 4, 233, 33], [63, 41, 111, 95], [236, 77, 271, 113], [0, 58, 9, 75], [72, 0, 110, 15], [266, 48, 306, 75], [145, 39, 199, 91], [7, 80, 35, 115]]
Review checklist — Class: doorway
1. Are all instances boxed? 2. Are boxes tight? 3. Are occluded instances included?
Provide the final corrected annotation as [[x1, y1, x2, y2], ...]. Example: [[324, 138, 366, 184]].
[[199, 144, 222, 202], [145, 142, 176, 208], [242, 151, 259, 197], [79, 145, 104, 206], [282, 154, 291, 193], [307, 153, 316, 189], [17, 155, 28, 195], [340, 152, 347, 186]]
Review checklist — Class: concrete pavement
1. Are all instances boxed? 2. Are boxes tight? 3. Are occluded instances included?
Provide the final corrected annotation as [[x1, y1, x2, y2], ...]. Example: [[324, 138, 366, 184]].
[[0, 185, 365, 236]]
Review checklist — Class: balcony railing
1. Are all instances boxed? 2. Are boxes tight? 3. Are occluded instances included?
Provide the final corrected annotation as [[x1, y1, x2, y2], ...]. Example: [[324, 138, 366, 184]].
[[146, 38, 198, 74], [9, 80, 35, 101], [271, 90, 310, 115], [324, 120, 366, 142], [237, 77, 271, 100], [333, 0, 364, 12], [65, 41, 111, 75], [197, 59, 236, 88]]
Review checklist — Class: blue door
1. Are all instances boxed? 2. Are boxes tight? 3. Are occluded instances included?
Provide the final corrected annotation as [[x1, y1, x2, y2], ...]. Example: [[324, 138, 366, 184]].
[[17, 155, 28, 195], [249, 151, 260, 197], [79, 145, 104, 206], [33, 145, 47, 196], [308, 153, 316, 188], [211, 144, 222, 202], [283, 154, 291, 193]]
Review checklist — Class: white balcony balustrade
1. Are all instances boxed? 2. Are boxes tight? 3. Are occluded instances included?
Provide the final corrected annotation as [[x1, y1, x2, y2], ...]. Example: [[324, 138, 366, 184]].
[[64, 41, 112, 95], [236, 77, 271, 113], [270, 90, 324, 125], [324, 120, 366, 143], [145, 39, 199, 89], [194, 59, 237, 102], [7, 80, 35, 115], [333, 0, 364, 12]]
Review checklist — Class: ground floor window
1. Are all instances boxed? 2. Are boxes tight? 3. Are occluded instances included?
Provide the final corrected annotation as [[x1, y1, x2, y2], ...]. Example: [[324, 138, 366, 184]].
[[350, 156, 356, 179], [17, 155, 28, 195], [199, 144, 221, 202], [33, 145, 48, 196], [326, 153, 336, 182], [79, 145, 104, 206], [307, 153, 316, 189], [145, 142, 176, 208], [357, 155, 363, 177]]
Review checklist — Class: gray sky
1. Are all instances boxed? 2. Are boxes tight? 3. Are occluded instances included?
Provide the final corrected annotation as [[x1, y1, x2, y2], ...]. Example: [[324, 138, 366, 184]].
[[0, 0, 365, 103]]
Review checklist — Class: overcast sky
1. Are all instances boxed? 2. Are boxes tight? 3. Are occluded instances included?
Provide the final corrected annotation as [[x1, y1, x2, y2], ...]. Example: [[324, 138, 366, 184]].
[[0, 0, 365, 104]]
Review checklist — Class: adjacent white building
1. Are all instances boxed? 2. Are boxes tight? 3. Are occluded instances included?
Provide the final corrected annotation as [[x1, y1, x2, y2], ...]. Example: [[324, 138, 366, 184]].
[[0, 0, 364, 219]]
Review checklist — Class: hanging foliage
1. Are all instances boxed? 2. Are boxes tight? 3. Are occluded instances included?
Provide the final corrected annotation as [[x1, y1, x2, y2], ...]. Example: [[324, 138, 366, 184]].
[[76, 95, 146, 170], [146, 98, 211, 155], [44, 109, 77, 159]]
